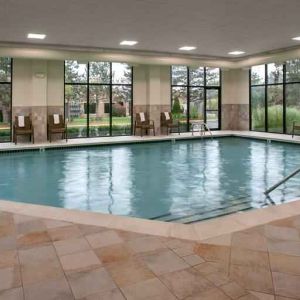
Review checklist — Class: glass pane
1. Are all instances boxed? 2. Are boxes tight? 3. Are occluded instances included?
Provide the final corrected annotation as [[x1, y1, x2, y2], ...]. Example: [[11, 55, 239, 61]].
[[89, 85, 110, 137], [112, 63, 131, 84], [251, 65, 265, 85], [65, 60, 87, 83], [189, 88, 204, 123], [206, 89, 219, 110], [267, 63, 283, 84], [0, 84, 11, 142], [171, 66, 187, 85], [189, 67, 204, 86], [171, 86, 187, 131], [206, 68, 220, 86], [112, 85, 132, 136], [286, 83, 300, 133], [206, 111, 219, 129], [89, 62, 110, 84], [251, 86, 265, 131], [286, 59, 300, 83], [267, 85, 283, 133], [0, 58, 11, 82], [65, 85, 88, 138]]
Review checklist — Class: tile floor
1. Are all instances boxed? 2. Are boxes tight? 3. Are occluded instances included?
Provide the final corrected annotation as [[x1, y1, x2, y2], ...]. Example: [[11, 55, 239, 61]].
[[0, 211, 300, 299]]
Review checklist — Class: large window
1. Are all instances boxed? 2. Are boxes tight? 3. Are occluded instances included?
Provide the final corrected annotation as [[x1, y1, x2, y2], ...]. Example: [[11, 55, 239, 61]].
[[0, 58, 12, 142], [171, 66, 221, 131], [250, 60, 300, 134], [65, 61, 132, 138]]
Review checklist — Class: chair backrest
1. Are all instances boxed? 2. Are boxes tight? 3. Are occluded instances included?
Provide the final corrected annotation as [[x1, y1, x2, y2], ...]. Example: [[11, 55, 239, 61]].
[[135, 112, 149, 124], [48, 114, 64, 128], [161, 112, 173, 124], [15, 116, 32, 130]]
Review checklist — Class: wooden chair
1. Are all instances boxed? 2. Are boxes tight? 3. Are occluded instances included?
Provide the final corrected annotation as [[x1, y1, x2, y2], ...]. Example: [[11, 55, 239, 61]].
[[13, 116, 34, 144], [160, 112, 180, 135], [47, 114, 67, 142], [292, 121, 300, 138], [134, 112, 155, 136]]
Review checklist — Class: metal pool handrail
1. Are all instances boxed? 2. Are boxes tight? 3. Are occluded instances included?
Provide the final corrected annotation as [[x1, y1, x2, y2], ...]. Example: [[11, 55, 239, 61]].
[[264, 167, 300, 195]]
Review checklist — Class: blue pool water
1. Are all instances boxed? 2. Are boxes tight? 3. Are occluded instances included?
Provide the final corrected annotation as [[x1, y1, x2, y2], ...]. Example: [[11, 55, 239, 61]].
[[1, 137, 300, 223]]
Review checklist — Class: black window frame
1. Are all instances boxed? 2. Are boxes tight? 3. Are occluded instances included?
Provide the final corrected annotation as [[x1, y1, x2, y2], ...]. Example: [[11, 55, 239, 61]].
[[0, 57, 13, 143], [170, 66, 222, 132], [250, 61, 300, 134], [64, 61, 133, 138]]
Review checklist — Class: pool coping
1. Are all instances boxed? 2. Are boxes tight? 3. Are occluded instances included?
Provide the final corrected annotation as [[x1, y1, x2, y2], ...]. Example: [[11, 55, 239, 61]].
[[1, 130, 300, 242]]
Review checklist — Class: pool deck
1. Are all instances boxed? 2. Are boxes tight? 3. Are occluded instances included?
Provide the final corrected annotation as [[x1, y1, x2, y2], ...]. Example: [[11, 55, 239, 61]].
[[0, 130, 300, 299]]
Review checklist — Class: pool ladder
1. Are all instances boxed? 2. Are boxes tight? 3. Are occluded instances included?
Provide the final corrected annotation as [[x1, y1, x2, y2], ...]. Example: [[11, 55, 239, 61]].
[[264, 166, 300, 195]]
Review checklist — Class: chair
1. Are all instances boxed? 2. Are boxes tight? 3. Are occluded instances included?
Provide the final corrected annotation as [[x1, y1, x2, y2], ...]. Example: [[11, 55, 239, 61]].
[[13, 115, 34, 144], [292, 121, 300, 138], [160, 112, 180, 135], [47, 114, 67, 142], [134, 112, 155, 136]]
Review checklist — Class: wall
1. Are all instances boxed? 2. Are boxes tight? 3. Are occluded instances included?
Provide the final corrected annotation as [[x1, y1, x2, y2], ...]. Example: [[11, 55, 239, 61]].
[[221, 68, 250, 130]]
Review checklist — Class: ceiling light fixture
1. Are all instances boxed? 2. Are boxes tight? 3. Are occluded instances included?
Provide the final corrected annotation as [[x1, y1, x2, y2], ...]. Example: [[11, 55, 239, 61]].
[[179, 46, 197, 51], [228, 50, 245, 55], [292, 36, 300, 41], [120, 40, 138, 46], [27, 33, 46, 39]]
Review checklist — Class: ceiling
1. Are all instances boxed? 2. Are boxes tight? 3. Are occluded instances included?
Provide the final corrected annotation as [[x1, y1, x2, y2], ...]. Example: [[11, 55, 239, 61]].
[[1, 0, 300, 59]]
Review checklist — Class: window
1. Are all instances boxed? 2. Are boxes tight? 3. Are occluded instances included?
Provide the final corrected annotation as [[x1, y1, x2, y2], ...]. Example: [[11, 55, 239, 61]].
[[171, 66, 221, 131], [0, 58, 12, 142], [65, 61, 132, 138], [250, 60, 300, 134]]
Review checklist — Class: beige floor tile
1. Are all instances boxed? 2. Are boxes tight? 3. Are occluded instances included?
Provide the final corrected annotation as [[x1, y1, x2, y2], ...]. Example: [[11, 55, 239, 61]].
[[0, 250, 18, 268], [78, 224, 107, 235], [231, 248, 270, 270], [272, 272, 300, 299], [115, 230, 146, 242], [43, 219, 73, 229], [269, 253, 300, 276], [127, 236, 166, 254], [267, 239, 300, 256], [105, 257, 154, 287], [249, 291, 275, 300], [275, 296, 297, 300], [19, 245, 64, 286], [17, 231, 51, 248], [172, 245, 195, 257], [81, 288, 125, 300], [48, 225, 82, 241], [182, 254, 205, 266], [0, 223, 15, 238], [159, 267, 213, 299], [24, 276, 73, 300], [220, 281, 248, 299], [264, 225, 300, 241], [86, 230, 123, 249], [229, 264, 274, 294], [141, 249, 189, 276], [121, 277, 176, 300], [164, 238, 195, 250], [0, 236, 17, 251], [16, 219, 46, 235], [239, 294, 261, 300], [67, 267, 117, 299], [60, 250, 101, 274], [194, 261, 224, 275], [94, 243, 133, 264], [0, 287, 23, 300], [54, 237, 91, 256], [205, 271, 231, 286], [194, 243, 231, 263], [202, 234, 233, 246], [231, 231, 268, 252], [184, 287, 231, 300], [0, 266, 21, 292]]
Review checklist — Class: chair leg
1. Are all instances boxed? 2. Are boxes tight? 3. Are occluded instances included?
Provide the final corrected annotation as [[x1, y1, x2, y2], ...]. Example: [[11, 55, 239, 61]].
[[153, 127, 156, 136], [292, 126, 295, 138]]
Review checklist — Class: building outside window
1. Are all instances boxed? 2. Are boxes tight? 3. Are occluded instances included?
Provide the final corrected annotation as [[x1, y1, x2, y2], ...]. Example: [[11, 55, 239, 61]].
[[171, 66, 221, 131], [0, 57, 12, 142], [64, 61, 132, 138]]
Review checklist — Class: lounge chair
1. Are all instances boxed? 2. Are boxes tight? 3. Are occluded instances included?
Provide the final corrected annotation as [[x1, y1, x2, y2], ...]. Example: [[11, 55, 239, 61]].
[[292, 121, 300, 138], [47, 114, 67, 142], [160, 112, 180, 135], [134, 112, 155, 136], [13, 115, 34, 144]]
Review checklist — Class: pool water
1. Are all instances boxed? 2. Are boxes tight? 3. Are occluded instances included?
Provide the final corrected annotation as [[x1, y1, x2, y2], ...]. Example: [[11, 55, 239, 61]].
[[1, 137, 300, 223]]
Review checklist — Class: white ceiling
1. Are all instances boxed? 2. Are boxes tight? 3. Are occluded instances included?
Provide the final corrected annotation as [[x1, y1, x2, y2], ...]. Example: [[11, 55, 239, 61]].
[[1, 0, 300, 59]]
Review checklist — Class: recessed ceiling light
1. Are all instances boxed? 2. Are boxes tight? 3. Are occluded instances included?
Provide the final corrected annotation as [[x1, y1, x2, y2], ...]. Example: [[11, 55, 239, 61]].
[[228, 50, 245, 55], [292, 36, 300, 41], [27, 33, 46, 39], [179, 46, 197, 51], [120, 40, 138, 46]]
